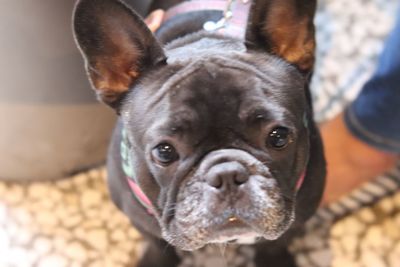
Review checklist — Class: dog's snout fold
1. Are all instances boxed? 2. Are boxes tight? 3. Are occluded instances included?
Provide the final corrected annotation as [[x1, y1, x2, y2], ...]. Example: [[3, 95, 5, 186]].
[[198, 149, 271, 179]]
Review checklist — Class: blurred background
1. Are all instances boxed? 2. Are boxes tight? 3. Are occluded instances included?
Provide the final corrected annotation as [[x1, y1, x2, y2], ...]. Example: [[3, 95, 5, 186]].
[[0, 0, 399, 267]]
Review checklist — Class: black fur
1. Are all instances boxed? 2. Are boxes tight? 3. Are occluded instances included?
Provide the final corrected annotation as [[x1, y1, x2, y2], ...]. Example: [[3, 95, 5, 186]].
[[73, 1, 325, 266]]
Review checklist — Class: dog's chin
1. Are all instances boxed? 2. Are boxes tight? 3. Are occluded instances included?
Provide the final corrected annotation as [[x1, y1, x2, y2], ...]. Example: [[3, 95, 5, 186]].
[[209, 215, 295, 242], [161, 212, 295, 251]]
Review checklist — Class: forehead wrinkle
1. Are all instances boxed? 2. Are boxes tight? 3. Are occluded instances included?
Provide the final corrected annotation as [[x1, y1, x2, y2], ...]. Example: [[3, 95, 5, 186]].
[[173, 54, 296, 96], [145, 53, 301, 117], [147, 61, 204, 109], [207, 54, 297, 90]]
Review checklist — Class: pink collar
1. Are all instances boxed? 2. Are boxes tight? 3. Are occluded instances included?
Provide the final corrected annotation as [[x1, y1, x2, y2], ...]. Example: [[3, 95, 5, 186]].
[[126, 178, 155, 215], [162, 0, 252, 39], [296, 171, 306, 192]]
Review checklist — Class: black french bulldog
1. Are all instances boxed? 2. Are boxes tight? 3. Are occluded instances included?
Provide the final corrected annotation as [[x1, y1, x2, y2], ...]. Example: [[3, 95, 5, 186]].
[[73, 0, 326, 266]]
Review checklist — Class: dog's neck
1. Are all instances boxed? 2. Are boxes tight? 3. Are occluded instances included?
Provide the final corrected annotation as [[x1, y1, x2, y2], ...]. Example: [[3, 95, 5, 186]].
[[155, 0, 251, 44]]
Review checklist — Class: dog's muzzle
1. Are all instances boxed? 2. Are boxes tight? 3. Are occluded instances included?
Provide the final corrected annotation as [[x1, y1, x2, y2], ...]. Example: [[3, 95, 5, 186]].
[[162, 149, 296, 250]]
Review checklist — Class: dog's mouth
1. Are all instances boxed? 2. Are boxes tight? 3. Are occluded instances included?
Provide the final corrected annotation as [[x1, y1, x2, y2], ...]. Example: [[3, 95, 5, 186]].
[[209, 217, 260, 243], [163, 200, 294, 251]]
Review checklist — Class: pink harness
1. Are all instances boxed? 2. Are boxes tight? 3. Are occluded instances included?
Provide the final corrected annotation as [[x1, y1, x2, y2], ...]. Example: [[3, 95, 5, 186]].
[[163, 0, 252, 39]]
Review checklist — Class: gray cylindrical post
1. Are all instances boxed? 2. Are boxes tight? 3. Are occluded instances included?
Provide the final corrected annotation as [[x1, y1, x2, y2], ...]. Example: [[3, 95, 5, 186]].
[[0, 1, 116, 180]]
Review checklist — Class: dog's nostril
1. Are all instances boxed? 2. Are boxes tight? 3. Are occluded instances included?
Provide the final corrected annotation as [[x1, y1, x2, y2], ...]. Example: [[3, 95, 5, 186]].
[[208, 175, 223, 189], [233, 172, 248, 185], [206, 162, 249, 190]]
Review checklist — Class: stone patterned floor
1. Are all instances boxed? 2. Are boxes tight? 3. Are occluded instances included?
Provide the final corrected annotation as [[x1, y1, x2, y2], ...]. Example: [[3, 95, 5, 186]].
[[1, 0, 399, 266], [1, 165, 400, 267], [0, 168, 144, 267], [290, 165, 400, 267], [330, 195, 400, 267]]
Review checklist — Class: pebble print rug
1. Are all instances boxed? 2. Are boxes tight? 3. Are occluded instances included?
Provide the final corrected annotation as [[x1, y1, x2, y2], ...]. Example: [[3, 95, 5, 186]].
[[1, 0, 399, 266]]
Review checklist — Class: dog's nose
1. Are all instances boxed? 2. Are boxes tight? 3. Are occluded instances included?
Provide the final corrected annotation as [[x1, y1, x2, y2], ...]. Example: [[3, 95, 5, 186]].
[[206, 162, 249, 189]]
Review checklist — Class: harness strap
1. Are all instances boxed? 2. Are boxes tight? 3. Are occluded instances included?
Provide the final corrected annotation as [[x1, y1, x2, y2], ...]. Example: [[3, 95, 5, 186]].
[[163, 1, 228, 22], [163, 0, 252, 39]]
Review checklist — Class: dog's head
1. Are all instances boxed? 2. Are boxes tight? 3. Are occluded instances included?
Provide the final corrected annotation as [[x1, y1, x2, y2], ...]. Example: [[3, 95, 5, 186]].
[[73, 0, 325, 250]]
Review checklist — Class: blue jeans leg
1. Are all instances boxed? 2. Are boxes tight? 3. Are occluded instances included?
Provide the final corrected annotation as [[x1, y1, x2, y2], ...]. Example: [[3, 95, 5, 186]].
[[344, 10, 400, 153]]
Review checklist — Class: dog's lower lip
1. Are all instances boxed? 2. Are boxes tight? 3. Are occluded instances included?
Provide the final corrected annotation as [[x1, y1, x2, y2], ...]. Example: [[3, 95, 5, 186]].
[[218, 217, 249, 231], [209, 218, 257, 243]]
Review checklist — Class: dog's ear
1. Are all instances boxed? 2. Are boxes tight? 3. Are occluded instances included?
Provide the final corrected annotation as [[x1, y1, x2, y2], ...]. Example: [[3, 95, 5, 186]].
[[73, 0, 166, 108], [246, 0, 316, 72]]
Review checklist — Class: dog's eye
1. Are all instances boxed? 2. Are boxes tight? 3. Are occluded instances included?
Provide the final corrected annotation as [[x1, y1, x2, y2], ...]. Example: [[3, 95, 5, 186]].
[[152, 143, 179, 165], [267, 127, 291, 149]]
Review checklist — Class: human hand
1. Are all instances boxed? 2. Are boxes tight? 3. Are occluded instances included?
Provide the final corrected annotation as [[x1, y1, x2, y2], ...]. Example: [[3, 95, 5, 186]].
[[144, 9, 164, 32]]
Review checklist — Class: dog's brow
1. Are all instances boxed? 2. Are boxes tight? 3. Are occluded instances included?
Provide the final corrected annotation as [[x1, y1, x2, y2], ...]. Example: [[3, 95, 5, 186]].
[[240, 106, 274, 123], [163, 116, 194, 135], [244, 108, 270, 122]]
